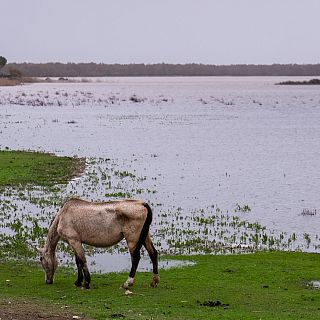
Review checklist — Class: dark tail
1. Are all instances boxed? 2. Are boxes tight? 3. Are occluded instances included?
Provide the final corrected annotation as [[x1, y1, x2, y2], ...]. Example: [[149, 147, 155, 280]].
[[137, 203, 153, 249]]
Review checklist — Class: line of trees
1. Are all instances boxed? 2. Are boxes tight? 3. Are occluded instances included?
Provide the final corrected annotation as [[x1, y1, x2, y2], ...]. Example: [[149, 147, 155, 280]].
[[3, 62, 320, 77]]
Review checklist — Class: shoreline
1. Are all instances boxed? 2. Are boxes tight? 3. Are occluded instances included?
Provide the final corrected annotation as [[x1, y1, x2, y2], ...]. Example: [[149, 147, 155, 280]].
[[2, 75, 320, 87]]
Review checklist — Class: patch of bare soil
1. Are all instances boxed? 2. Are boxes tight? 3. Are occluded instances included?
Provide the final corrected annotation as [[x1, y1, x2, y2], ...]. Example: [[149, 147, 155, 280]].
[[0, 78, 22, 86], [0, 77, 38, 86], [0, 299, 91, 320]]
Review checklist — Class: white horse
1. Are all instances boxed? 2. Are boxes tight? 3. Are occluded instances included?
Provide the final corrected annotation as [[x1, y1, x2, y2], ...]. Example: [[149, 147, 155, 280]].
[[39, 198, 160, 289]]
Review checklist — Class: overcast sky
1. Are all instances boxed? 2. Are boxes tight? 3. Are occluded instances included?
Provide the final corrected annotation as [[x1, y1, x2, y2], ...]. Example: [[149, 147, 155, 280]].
[[1, 0, 320, 64]]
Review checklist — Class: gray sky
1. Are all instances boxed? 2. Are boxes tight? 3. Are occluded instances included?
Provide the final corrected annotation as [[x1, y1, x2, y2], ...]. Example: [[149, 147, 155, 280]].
[[1, 0, 320, 64]]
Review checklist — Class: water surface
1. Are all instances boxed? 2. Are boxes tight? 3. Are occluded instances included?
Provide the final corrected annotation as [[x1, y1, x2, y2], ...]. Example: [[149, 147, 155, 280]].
[[1, 76, 320, 271]]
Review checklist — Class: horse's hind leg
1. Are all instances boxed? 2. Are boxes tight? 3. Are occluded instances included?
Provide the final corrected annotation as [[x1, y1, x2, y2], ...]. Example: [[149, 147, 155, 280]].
[[144, 233, 160, 287], [122, 241, 142, 289], [68, 239, 91, 289]]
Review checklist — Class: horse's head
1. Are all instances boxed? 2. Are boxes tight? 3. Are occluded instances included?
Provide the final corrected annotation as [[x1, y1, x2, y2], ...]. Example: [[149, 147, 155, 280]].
[[38, 248, 58, 284]]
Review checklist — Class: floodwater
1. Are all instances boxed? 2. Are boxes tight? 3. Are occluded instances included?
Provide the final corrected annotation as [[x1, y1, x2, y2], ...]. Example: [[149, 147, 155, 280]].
[[1, 76, 320, 271]]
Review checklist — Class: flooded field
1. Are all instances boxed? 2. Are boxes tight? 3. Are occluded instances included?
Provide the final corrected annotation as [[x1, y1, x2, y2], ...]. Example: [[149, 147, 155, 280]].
[[1, 76, 320, 272]]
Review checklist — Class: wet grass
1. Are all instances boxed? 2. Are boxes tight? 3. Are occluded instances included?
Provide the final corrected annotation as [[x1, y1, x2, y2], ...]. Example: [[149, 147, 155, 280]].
[[0, 150, 85, 187], [1, 252, 320, 319], [1, 155, 318, 263]]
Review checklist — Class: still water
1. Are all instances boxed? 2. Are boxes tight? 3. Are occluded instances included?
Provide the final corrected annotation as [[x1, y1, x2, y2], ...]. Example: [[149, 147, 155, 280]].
[[1, 77, 320, 271]]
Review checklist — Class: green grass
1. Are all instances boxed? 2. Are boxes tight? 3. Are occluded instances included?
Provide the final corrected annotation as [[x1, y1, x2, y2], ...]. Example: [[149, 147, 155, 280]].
[[0, 150, 85, 187], [1, 252, 320, 319]]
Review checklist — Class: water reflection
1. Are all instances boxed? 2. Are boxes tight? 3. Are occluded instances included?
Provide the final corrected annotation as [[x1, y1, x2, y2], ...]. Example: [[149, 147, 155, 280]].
[[83, 253, 195, 273]]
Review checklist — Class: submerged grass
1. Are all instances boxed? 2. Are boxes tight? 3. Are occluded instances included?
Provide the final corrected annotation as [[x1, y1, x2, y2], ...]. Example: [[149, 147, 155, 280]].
[[0, 154, 318, 260], [1, 252, 320, 319], [0, 150, 85, 187]]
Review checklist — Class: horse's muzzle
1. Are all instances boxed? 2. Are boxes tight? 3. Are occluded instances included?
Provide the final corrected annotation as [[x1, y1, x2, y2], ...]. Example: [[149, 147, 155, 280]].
[[46, 279, 53, 284]]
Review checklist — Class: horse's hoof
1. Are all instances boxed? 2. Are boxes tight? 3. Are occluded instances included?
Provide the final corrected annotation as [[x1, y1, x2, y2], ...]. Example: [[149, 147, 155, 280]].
[[150, 274, 160, 288], [74, 281, 82, 287], [122, 282, 134, 290], [83, 283, 90, 289], [122, 277, 134, 290], [121, 283, 129, 290]]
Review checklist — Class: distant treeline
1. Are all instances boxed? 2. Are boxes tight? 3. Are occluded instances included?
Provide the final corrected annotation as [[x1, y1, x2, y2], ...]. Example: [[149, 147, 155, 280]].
[[4, 63, 320, 77]]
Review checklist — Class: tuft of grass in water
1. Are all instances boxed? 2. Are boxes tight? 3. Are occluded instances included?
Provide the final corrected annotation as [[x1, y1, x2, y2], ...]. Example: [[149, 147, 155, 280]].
[[1, 252, 320, 319], [301, 208, 317, 216], [0, 150, 85, 187], [235, 203, 251, 213], [105, 191, 132, 198]]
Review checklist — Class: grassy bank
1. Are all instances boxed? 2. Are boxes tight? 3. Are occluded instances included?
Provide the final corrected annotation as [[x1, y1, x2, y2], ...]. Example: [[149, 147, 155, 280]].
[[1, 252, 320, 319], [0, 150, 85, 187]]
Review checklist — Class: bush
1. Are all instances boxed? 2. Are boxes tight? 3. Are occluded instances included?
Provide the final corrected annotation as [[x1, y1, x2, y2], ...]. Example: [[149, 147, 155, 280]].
[[8, 67, 22, 78], [0, 56, 7, 69]]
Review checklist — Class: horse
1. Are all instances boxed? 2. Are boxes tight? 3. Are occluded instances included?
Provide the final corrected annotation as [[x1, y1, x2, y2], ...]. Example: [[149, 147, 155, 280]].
[[38, 198, 160, 289]]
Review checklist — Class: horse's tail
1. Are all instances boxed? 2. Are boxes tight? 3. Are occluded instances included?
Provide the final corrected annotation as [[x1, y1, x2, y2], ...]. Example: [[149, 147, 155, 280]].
[[137, 202, 153, 249]]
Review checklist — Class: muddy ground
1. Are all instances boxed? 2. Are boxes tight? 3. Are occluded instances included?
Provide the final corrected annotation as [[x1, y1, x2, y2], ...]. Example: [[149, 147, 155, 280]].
[[0, 299, 91, 320]]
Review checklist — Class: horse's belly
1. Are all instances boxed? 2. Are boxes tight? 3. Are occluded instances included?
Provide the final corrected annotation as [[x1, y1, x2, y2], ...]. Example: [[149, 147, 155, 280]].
[[83, 233, 124, 247]]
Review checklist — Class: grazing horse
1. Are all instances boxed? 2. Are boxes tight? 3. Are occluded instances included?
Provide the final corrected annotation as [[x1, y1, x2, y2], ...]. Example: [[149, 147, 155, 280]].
[[39, 198, 160, 289]]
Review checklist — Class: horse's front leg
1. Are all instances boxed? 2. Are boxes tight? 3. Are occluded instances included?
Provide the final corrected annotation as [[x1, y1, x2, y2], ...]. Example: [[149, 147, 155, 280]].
[[74, 256, 84, 287], [68, 239, 91, 289]]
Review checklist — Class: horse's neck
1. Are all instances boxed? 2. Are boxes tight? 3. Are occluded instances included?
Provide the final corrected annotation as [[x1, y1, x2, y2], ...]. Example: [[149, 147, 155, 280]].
[[44, 235, 59, 255], [44, 216, 60, 255]]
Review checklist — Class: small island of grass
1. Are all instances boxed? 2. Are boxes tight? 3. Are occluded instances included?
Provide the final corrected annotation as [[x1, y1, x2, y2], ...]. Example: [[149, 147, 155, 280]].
[[276, 78, 320, 85], [0, 149, 85, 187]]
